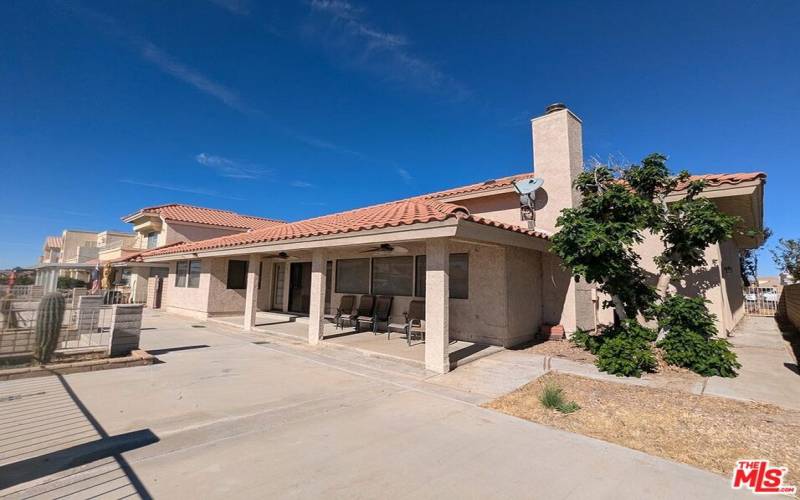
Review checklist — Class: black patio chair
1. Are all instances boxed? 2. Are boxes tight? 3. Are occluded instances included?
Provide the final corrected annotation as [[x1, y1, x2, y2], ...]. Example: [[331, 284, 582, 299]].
[[388, 300, 425, 345], [343, 295, 375, 331], [356, 295, 393, 334], [334, 295, 356, 329]]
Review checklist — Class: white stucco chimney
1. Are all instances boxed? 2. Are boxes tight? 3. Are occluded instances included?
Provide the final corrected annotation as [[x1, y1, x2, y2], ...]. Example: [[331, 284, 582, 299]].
[[531, 103, 584, 233]]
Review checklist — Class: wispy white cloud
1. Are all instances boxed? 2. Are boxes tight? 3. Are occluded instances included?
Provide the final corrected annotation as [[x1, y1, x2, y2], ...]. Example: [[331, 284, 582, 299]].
[[307, 0, 470, 100], [119, 179, 245, 200], [396, 167, 413, 183], [290, 180, 314, 188], [195, 153, 270, 179], [61, 2, 249, 113], [63, 2, 358, 155], [141, 44, 249, 113]]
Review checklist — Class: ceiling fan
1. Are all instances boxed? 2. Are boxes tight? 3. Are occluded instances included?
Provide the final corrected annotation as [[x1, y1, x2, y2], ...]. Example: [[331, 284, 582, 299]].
[[359, 243, 409, 255]]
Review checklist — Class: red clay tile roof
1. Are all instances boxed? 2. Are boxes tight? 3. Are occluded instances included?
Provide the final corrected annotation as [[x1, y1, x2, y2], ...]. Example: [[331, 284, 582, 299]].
[[139, 170, 765, 259], [142, 198, 549, 257], [676, 172, 766, 191], [423, 171, 765, 199], [114, 242, 188, 263], [123, 204, 283, 230], [424, 173, 536, 200], [45, 236, 63, 249]]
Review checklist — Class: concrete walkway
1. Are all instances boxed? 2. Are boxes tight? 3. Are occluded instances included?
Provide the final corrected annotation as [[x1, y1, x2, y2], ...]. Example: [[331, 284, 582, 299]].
[[704, 316, 800, 410], [433, 315, 800, 411], [0, 311, 747, 499]]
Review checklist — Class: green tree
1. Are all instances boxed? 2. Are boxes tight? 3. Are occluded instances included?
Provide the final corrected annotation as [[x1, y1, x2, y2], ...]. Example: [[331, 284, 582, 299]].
[[738, 228, 771, 285], [552, 153, 742, 377], [771, 238, 800, 282]]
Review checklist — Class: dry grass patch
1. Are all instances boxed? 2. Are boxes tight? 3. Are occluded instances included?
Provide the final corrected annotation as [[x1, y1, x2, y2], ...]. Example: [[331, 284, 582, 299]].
[[521, 339, 597, 363], [485, 372, 800, 487]]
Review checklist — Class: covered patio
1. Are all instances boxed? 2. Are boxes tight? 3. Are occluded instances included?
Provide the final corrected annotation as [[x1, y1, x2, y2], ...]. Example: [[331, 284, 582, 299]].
[[210, 310, 503, 368], [142, 198, 554, 373]]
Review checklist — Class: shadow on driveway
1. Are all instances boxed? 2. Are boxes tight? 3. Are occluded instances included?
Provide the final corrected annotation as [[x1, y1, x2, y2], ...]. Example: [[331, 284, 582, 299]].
[[0, 373, 158, 498]]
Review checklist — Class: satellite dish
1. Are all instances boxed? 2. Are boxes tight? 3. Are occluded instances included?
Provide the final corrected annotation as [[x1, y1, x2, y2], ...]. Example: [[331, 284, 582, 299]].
[[513, 178, 544, 197], [512, 177, 544, 223]]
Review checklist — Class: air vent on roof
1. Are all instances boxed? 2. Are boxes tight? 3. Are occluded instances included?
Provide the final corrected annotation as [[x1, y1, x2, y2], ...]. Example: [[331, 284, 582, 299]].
[[482, 179, 497, 185]]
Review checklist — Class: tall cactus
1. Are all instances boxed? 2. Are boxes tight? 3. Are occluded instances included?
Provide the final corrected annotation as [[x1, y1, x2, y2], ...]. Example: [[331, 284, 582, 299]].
[[34, 292, 65, 364]]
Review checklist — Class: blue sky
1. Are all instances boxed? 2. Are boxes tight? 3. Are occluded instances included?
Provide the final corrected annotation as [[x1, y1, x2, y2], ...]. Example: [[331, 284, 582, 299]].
[[1, 0, 797, 274]]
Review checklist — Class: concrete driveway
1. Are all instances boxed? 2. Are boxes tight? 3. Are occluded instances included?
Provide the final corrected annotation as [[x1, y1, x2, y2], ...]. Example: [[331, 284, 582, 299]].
[[0, 312, 747, 499]]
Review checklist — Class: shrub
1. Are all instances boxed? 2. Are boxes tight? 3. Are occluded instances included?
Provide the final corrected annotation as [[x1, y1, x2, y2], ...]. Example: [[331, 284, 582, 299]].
[[539, 383, 581, 414], [570, 328, 595, 350], [596, 335, 657, 377], [604, 319, 658, 343], [658, 328, 740, 377], [654, 294, 739, 377], [570, 328, 606, 354], [654, 295, 717, 338]]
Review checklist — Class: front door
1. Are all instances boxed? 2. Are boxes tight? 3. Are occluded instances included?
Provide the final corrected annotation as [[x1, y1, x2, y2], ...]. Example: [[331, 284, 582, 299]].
[[288, 262, 312, 314]]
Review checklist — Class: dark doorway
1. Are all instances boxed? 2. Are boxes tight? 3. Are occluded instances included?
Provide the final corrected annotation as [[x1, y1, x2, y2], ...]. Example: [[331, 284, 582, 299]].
[[288, 262, 312, 314]]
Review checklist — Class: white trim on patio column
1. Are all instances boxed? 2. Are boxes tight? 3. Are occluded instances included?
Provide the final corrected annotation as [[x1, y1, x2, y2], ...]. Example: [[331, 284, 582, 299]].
[[308, 249, 327, 345], [425, 239, 450, 374], [244, 254, 260, 331]]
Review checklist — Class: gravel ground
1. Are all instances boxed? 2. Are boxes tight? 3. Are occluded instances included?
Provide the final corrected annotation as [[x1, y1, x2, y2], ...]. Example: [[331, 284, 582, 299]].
[[485, 372, 800, 489]]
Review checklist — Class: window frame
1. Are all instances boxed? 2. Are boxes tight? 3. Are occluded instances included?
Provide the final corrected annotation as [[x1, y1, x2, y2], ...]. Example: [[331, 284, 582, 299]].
[[175, 259, 201, 288], [146, 231, 158, 249], [187, 260, 201, 288], [175, 260, 188, 288], [334, 258, 371, 294], [370, 255, 414, 297], [413, 253, 469, 299], [448, 253, 469, 299], [226, 260, 249, 290]]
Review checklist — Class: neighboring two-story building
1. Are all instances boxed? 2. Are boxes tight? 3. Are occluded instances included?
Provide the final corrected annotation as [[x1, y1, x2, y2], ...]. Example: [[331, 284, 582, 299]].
[[34, 229, 138, 290], [115, 204, 284, 305]]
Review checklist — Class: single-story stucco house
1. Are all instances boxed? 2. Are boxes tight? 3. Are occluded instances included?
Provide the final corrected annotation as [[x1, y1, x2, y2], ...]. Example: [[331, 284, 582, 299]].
[[138, 104, 766, 373]]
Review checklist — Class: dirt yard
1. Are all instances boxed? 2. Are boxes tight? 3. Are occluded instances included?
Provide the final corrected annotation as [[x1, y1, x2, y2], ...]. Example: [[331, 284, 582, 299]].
[[485, 372, 800, 488], [520, 339, 597, 363]]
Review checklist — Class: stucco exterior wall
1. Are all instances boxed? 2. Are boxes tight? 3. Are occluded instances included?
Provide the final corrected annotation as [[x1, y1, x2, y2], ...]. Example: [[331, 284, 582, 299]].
[[505, 246, 542, 346], [60, 231, 98, 263], [448, 242, 509, 345], [320, 241, 539, 346], [720, 239, 745, 331], [206, 257, 248, 316], [456, 193, 523, 227], [164, 260, 212, 319], [128, 266, 149, 304], [163, 222, 243, 247], [631, 232, 744, 336]]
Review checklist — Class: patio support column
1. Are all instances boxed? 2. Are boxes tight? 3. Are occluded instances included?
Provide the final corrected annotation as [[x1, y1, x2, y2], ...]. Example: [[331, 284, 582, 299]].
[[308, 249, 327, 345], [243, 254, 260, 331], [425, 239, 450, 374]]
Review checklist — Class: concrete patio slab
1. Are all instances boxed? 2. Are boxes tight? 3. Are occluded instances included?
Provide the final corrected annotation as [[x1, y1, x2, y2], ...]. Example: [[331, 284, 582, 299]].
[[0, 311, 748, 499], [212, 310, 503, 369]]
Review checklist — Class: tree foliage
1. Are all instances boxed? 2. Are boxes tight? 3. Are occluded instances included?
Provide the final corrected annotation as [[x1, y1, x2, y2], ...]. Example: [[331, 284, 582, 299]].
[[771, 238, 800, 282], [552, 153, 743, 378], [552, 153, 738, 320], [739, 228, 771, 285]]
